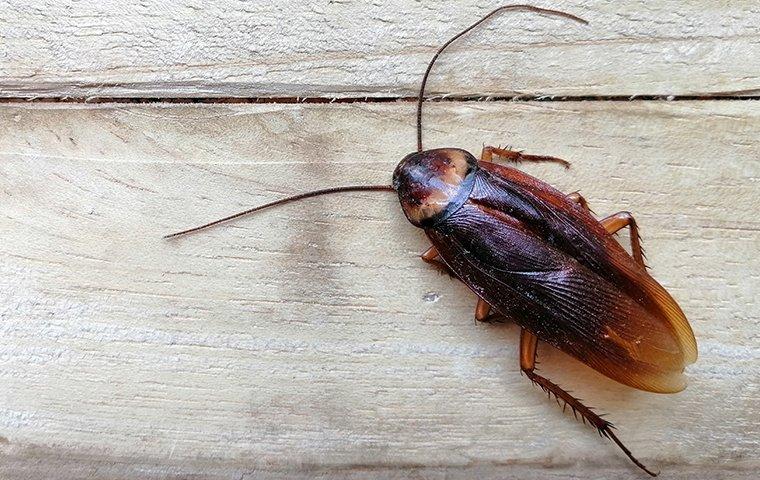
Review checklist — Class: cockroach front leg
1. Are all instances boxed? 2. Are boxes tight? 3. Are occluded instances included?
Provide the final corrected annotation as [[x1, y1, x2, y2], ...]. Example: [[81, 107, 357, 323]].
[[518, 329, 657, 476], [480, 146, 570, 169], [601, 212, 646, 267], [420, 246, 457, 279]]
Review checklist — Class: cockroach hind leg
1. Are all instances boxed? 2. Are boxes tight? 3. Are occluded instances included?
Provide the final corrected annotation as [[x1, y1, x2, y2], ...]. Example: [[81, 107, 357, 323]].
[[519, 329, 658, 477], [600, 211, 648, 268], [480, 146, 571, 169]]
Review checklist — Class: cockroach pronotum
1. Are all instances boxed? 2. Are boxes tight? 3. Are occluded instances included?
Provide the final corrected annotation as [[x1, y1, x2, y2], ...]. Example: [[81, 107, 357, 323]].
[[166, 5, 698, 476]]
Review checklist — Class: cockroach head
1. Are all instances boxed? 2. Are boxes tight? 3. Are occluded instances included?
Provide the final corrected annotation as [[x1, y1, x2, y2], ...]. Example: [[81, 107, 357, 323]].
[[392, 148, 478, 227]]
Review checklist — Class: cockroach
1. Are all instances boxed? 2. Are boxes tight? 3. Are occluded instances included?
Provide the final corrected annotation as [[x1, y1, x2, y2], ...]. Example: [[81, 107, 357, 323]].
[[166, 5, 697, 476]]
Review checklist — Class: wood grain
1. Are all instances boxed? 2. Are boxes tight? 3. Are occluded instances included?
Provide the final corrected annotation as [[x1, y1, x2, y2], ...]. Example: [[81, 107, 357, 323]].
[[0, 101, 758, 478], [2, 1, 759, 99]]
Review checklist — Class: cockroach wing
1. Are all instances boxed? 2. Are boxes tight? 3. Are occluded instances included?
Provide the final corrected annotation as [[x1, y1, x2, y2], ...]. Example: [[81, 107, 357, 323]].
[[426, 162, 697, 393]]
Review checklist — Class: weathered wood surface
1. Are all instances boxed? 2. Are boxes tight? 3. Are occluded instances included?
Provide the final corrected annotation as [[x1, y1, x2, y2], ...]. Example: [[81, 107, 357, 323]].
[[2, 1, 759, 99], [1, 101, 758, 478]]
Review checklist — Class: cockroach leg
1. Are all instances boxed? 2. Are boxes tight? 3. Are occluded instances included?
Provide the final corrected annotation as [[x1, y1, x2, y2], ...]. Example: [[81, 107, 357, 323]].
[[519, 329, 539, 372], [420, 246, 457, 278], [420, 246, 439, 262], [480, 146, 571, 169], [519, 329, 657, 477], [601, 212, 646, 267], [421, 250, 498, 322], [474, 301, 509, 324], [475, 298, 491, 321], [567, 191, 592, 213]]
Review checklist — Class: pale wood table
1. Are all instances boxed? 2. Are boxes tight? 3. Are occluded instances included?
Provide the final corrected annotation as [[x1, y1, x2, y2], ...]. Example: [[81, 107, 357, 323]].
[[1, 2, 758, 479]]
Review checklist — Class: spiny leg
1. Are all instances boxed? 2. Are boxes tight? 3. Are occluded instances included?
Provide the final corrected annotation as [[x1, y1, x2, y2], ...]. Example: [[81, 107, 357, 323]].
[[519, 329, 657, 477], [601, 211, 646, 267], [480, 145, 571, 169]]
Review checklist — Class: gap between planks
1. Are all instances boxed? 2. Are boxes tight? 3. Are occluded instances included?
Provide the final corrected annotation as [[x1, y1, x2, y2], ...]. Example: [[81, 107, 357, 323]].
[[1, 94, 759, 104]]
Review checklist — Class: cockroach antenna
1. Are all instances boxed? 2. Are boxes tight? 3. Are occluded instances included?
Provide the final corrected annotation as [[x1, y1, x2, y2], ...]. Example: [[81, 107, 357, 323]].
[[163, 185, 394, 239], [166, 5, 587, 240], [415, 5, 588, 152]]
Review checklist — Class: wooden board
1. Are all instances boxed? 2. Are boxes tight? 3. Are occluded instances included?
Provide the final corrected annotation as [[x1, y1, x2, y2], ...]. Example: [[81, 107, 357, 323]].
[[2, 1, 760, 99], [1, 101, 758, 478]]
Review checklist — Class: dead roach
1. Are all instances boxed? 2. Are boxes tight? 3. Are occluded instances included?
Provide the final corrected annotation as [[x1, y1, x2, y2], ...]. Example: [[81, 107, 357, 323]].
[[166, 5, 697, 476]]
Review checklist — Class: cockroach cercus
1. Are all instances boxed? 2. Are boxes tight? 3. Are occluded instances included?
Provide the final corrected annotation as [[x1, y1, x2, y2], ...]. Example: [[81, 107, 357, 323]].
[[166, 5, 697, 476]]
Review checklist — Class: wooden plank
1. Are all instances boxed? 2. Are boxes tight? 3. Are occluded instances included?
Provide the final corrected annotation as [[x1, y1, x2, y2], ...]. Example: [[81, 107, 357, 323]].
[[2, 1, 759, 99], [0, 101, 758, 479]]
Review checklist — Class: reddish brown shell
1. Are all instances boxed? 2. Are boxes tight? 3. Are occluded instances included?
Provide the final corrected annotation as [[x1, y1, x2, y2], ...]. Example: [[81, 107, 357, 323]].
[[424, 157, 697, 393]]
